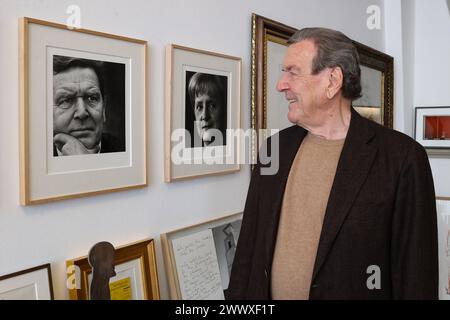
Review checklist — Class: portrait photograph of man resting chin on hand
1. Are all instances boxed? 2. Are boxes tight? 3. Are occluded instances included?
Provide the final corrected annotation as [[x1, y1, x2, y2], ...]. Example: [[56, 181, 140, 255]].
[[52, 55, 126, 157]]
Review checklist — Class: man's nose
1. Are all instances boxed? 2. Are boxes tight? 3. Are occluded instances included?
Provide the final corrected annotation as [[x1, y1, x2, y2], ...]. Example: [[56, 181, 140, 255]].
[[276, 73, 289, 92], [73, 97, 89, 119]]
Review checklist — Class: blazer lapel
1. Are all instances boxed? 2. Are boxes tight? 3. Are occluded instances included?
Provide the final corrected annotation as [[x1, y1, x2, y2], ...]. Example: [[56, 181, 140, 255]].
[[311, 109, 377, 281], [264, 125, 307, 267]]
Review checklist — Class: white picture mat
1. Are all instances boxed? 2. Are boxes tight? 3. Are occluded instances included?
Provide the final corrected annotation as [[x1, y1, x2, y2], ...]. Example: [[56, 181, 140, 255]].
[[437, 199, 450, 300], [172, 229, 224, 300], [0, 268, 52, 300], [27, 22, 146, 201], [266, 40, 291, 134], [87, 258, 145, 300], [415, 108, 450, 148], [46, 47, 131, 174], [169, 46, 240, 179]]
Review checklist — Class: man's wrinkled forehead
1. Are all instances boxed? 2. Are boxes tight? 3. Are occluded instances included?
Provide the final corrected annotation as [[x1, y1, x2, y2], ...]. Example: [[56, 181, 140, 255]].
[[283, 40, 318, 71], [53, 67, 101, 92]]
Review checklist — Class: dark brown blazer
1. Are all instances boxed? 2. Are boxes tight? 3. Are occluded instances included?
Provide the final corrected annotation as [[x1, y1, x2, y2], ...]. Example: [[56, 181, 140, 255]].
[[227, 108, 438, 300]]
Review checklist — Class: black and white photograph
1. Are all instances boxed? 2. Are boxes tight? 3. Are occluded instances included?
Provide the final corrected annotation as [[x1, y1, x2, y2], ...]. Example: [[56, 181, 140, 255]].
[[184, 71, 228, 148], [211, 219, 242, 293], [53, 55, 126, 157]]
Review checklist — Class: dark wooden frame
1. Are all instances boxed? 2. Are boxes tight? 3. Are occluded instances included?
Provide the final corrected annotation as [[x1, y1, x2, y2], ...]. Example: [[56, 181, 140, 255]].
[[0, 263, 54, 300], [251, 13, 394, 160], [66, 239, 160, 300]]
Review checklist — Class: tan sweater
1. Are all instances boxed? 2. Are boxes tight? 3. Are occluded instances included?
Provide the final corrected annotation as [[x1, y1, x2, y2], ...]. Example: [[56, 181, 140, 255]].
[[271, 132, 345, 300]]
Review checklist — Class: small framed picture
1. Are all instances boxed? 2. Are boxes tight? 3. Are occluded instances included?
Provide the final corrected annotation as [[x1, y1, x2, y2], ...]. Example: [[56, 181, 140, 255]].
[[165, 44, 242, 181], [415, 107, 450, 152], [19, 17, 147, 205], [0, 264, 54, 300], [161, 212, 243, 299], [437, 197, 450, 299], [66, 239, 160, 300]]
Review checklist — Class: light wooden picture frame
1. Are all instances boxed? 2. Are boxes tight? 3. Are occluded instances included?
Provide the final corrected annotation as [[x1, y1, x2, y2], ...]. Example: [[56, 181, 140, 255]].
[[66, 239, 160, 300], [165, 44, 242, 182], [0, 263, 54, 300], [161, 212, 243, 299], [19, 17, 148, 205]]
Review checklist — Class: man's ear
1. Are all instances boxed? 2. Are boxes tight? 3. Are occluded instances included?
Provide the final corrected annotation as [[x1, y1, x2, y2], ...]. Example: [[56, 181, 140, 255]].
[[326, 67, 344, 99]]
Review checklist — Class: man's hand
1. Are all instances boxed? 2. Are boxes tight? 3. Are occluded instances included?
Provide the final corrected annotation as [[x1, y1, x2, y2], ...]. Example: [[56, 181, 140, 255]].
[[54, 133, 100, 155]]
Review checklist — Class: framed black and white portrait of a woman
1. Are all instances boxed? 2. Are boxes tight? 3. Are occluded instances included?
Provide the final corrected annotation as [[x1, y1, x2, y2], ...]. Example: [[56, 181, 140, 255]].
[[165, 45, 241, 182]]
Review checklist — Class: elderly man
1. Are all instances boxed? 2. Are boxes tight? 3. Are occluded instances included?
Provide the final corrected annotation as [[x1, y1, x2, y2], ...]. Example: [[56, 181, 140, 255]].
[[227, 27, 438, 299], [53, 55, 123, 156]]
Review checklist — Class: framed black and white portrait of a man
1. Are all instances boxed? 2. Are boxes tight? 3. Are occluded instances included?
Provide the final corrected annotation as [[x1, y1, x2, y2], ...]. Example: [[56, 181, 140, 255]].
[[19, 17, 147, 205]]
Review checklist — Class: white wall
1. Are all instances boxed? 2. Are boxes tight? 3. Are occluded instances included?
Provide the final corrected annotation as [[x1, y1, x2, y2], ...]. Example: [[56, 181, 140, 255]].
[[384, 0, 406, 132], [413, 0, 450, 197], [0, 0, 384, 299], [384, 0, 450, 197]]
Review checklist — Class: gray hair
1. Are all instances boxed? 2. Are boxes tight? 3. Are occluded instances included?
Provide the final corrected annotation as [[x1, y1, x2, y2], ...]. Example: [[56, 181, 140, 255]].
[[53, 55, 106, 100], [288, 27, 362, 100]]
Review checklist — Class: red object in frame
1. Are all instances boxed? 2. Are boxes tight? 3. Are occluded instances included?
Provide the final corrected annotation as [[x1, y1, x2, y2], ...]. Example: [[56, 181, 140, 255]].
[[424, 116, 450, 140]]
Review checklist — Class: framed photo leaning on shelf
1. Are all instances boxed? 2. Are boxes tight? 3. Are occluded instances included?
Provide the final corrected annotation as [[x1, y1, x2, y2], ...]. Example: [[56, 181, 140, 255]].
[[0, 263, 54, 300], [161, 212, 243, 299]]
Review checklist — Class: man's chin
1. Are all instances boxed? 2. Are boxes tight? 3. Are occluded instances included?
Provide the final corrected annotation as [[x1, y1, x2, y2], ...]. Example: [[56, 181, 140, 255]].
[[287, 111, 299, 124], [77, 138, 99, 150]]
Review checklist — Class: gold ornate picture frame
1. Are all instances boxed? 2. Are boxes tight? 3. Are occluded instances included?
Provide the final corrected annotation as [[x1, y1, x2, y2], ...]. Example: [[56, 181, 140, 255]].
[[66, 239, 160, 300]]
